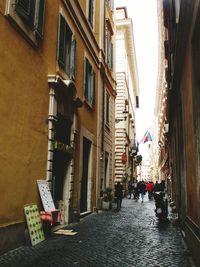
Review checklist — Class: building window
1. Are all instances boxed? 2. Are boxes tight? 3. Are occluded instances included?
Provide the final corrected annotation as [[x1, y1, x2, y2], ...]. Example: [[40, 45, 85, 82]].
[[108, 0, 114, 12], [57, 14, 76, 80], [105, 25, 113, 70], [5, 0, 45, 46], [107, 38, 113, 70], [136, 96, 139, 108], [84, 58, 95, 106], [88, 0, 94, 27], [106, 92, 110, 125]]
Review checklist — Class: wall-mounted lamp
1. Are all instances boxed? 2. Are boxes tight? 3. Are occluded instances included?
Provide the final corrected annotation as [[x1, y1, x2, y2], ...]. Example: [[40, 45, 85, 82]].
[[73, 97, 83, 109], [122, 108, 129, 120], [115, 108, 129, 123], [100, 152, 103, 160]]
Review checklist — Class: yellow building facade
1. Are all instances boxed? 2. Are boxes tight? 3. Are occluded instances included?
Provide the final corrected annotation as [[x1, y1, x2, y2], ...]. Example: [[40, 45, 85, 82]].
[[0, 0, 116, 253]]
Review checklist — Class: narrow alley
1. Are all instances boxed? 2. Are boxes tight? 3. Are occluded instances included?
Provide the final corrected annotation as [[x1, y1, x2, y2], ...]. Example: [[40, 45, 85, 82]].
[[0, 0, 200, 265], [0, 196, 194, 267]]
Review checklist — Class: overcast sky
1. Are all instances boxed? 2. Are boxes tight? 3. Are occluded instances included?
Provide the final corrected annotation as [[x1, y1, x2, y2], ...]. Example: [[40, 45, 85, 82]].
[[115, 0, 158, 145]]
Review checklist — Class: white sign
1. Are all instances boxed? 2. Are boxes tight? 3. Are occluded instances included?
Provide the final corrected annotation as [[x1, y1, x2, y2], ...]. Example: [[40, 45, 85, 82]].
[[37, 180, 55, 211]]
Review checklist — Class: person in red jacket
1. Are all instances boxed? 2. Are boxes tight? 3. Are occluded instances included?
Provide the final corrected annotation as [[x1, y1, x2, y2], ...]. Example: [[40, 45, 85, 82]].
[[146, 181, 154, 200]]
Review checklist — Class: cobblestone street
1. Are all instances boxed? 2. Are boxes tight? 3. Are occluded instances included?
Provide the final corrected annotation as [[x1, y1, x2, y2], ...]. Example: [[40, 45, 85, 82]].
[[0, 196, 195, 267]]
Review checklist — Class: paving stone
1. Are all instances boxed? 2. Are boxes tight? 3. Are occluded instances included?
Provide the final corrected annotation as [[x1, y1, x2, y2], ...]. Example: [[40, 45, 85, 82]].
[[0, 196, 196, 267]]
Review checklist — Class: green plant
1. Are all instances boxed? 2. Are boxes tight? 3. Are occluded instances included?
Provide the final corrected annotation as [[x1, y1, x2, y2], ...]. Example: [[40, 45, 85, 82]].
[[53, 141, 74, 161], [135, 154, 142, 165], [122, 173, 129, 184], [102, 187, 113, 202]]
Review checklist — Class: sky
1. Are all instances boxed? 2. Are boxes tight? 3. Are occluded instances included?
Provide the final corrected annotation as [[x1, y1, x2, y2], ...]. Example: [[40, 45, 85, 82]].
[[116, 0, 158, 155]]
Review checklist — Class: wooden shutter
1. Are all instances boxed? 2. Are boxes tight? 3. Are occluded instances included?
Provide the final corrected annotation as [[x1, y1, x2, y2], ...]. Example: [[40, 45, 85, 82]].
[[92, 71, 95, 105], [34, 0, 45, 38], [57, 15, 66, 69], [15, 0, 32, 22], [108, 40, 111, 68], [84, 59, 89, 100], [88, 0, 94, 27], [110, 43, 113, 70], [70, 37, 76, 80], [106, 93, 109, 123]]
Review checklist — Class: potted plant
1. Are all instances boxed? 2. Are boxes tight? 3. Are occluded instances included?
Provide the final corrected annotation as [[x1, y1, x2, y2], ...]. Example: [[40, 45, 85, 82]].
[[65, 145, 75, 161], [53, 141, 74, 161], [102, 187, 113, 210]]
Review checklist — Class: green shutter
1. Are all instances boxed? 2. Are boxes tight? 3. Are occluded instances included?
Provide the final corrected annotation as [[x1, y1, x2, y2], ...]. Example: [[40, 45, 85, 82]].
[[88, 0, 94, 27], [105, 35, 108, 64], [108, 40, 111, 68], [110, 43, 113, 70], [70, 37, 76, 80], [34, 0, 45, 38], [84, 59, 88, 100], [57, 15, 66, 69], [92, 71, 95, 105], [15, 0, 32, 22]]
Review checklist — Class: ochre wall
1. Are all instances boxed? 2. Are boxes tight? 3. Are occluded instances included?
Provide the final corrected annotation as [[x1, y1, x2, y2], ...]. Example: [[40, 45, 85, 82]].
[[60, 2, 99, 209], [0, 1, 59, 226], [0, 0, 100, 227]]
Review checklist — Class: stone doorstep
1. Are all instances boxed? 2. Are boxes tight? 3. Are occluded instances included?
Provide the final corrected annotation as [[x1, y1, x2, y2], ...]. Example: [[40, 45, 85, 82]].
[[51, 224, 68, 232]]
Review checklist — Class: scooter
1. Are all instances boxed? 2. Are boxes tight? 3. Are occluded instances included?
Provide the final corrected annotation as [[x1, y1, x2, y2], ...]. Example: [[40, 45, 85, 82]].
[[154, 192, 168, 219], [148, 191, 154, 200]]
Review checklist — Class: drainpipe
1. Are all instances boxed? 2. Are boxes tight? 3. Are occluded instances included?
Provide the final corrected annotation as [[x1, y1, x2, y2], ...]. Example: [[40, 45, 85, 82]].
[[100, 0, 106, 191], [46, 88, 57, 190]]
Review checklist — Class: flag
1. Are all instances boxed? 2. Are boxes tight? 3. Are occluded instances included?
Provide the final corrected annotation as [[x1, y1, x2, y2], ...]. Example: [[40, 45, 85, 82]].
[[143, 131, 152, 143], [139, 130, 148, 144]]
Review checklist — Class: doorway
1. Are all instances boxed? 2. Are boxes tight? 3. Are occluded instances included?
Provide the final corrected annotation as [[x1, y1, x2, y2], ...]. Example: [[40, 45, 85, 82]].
[[80, 137, 92, 213], [104, 153, 109, 188]]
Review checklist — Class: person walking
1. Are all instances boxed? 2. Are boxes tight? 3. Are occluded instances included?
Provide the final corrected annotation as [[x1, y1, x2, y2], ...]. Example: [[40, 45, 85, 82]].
[[146, 181, 154, 200], [154, 181, 160, 192], [115, 182, 123, 210], [138, 180, 146, 203], [128, 181, 133, 199], [133, 179, 139, 200]]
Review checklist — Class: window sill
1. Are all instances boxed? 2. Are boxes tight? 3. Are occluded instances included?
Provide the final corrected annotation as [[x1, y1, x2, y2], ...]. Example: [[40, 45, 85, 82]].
[[105, 123, 110, 131], [5, 0, 38, 47], [84, 99, 95, 110]]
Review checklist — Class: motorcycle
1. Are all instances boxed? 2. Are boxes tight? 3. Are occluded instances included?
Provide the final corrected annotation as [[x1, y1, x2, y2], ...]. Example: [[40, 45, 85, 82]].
[[154, 192, 168, 219], [148, 191, 154, 200]]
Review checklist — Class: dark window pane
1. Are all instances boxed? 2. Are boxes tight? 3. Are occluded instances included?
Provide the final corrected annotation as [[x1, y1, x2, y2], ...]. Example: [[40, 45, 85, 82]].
[[88, 0, 94, 27], [84, 58, 95, 106], [34, 0, 45, 38], [70, 37, 76, 80], [57, 15, 66, 69], [15, 0, 32, 22]]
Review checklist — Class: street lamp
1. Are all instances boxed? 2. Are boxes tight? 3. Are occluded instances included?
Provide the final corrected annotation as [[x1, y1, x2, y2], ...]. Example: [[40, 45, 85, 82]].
[[115, 108, 129, 123]]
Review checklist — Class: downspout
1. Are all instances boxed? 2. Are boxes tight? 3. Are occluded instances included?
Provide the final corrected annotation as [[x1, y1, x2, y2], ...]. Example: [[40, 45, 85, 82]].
[[46, 87, 57, 191], [100, 0, 106, 191]]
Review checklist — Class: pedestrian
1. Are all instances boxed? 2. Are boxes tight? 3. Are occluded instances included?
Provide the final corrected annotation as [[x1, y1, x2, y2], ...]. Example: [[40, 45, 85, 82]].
[[154, 181, 160, 192], [132, 179, 139, 200], [115, 182, 123, 210], [160, 180, 165, 192], [138, 180, 146, 203], [146, 181, 154, 200], [128, 181, 133, 199]]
